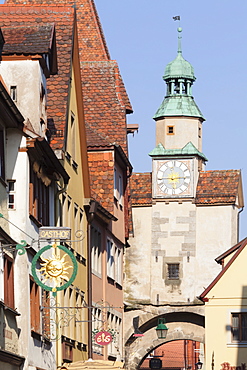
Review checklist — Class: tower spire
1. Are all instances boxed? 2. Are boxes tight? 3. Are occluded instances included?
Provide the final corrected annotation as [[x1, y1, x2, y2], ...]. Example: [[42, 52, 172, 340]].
[[153, 27, 204, 121], [177, 27, 182, 55]]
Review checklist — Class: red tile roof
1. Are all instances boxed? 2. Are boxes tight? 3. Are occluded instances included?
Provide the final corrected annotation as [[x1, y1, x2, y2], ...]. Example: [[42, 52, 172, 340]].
[[3, 0, 133, 216], [2, 24, 54, 55], [130, 173, 152, 206], [87, 150, 114, 212], [0, 5, 74, 152], [195, 170, 241, 205], [4, 0, 133, 153], [81, 61, 131, 153], [130, 170, 242, 207]]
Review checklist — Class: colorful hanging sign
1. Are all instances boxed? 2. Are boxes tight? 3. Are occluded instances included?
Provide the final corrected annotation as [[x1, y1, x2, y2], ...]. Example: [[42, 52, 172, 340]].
[[94, 330, 113, 346], [31, 244, 78, 295]]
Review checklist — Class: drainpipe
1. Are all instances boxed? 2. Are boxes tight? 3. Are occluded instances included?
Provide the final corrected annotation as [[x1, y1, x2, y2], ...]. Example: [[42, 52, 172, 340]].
[[54, 179, 68, 367], [87, 201, 96, 359], [237, 207, 244, 242]]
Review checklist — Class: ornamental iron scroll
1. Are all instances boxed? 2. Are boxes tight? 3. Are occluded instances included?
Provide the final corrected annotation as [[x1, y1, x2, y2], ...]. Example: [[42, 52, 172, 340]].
[[41, 296, 87, 341]]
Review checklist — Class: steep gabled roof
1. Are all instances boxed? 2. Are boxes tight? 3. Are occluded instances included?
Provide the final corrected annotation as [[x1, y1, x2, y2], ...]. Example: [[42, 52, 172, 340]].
[[0, 5, 75, 152], [195, 170, 243, 207], [4, 0, 133, 155], [81, 60, 131, 153], [3, 0, 133, 219], [200, 237, 247, 301]]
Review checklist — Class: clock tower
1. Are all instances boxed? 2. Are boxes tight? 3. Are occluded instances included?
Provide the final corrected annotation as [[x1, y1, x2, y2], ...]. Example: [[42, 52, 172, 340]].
[[124, 26, 243, 369], [150, 27, 207, 199]]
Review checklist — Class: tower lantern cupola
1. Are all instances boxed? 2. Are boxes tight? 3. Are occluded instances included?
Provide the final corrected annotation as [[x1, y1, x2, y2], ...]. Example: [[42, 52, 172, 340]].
[[164, 27, 195, 97], [154, 27, 204, 121]]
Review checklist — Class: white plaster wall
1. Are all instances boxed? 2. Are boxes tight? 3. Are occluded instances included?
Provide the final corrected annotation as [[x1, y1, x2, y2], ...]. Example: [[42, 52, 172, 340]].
[[0, 60, 47, 136], [126, 206, 152, 304], [6, 131, 39, 243], [155, 117, 203, 151], [196, 205, 239, 293], [5, 129, 56, 369], [150, 201, 197, 304], [126, 201, 239, 306]]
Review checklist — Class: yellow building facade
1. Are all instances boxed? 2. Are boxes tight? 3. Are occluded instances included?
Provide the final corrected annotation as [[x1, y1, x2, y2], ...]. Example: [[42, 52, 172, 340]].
[[56, 19, 91, 365], [200, 238, 247, 370]]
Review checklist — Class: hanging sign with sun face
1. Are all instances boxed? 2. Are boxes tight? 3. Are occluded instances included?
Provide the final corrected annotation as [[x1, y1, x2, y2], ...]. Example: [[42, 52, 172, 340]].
[[31, 244, 78, 295]]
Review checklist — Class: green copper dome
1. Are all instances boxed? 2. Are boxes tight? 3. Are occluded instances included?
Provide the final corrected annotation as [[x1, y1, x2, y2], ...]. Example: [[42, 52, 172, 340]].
[[164, 28, 195, 80], [154, 28, 205, 121], [164, 53, 195, 80]]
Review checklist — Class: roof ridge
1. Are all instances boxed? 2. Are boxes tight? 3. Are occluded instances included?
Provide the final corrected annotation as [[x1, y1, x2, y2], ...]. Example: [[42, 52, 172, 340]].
[[89, 0, 110, 60]]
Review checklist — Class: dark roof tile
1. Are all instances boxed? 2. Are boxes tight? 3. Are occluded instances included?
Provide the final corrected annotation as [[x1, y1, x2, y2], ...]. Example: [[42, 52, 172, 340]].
[[2, 24, 54, 55]]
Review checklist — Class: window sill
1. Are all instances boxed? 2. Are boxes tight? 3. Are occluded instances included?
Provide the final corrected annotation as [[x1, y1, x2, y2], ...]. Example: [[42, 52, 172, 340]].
[[165, 278, 181, 286], [227, 342, 247, 347], [0, 300, 20, 316], [43, 335, 52, 347], [31, 330, 42, 341], [29, 214, 42, 227], [116, 282, 123, 290], [72, 160, 78, 171], [107, 276, 115, 285], [0, 177, 7, 187], [92, 270, 102, 279]]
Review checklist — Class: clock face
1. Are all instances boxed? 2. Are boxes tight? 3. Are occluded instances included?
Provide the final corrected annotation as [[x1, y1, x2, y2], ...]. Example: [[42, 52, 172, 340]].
[[157, 160, 191, 196]]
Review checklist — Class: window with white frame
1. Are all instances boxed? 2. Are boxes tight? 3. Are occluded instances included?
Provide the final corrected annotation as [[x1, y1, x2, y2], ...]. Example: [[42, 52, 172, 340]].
[[107, 239, 115, 280], [114, 167, 123, 207], [91, 226, 102, 276], [7, 180, 16, 209], [115, 246, 123, 286], [232, 313, 247, 342]]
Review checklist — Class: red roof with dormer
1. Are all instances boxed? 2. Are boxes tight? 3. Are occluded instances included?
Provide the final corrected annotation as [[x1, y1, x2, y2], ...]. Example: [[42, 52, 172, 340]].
[[0, 4, 74, 152], [2, 1, 133, 216]]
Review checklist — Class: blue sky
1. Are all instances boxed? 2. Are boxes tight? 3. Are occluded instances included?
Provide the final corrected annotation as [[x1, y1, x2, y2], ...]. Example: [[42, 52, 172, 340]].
[[94, 0, 247, 239], [1, 0, 247, 239]]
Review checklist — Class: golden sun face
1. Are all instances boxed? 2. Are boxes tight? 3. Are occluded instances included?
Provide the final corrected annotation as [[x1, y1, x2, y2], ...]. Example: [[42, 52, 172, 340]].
[[39, 251, 72, 287]]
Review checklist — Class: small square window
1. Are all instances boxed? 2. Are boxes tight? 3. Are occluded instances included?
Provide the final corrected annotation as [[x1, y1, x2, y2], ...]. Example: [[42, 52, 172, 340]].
[[167, 263, 179, 280], [167, 126, 174, 135], [10, 86, 17, 102], [198, 126, 202, 138]]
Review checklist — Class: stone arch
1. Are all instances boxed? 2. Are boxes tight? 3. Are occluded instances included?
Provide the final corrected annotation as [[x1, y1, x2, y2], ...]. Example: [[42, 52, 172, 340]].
[[124, 306, 205, 370]]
